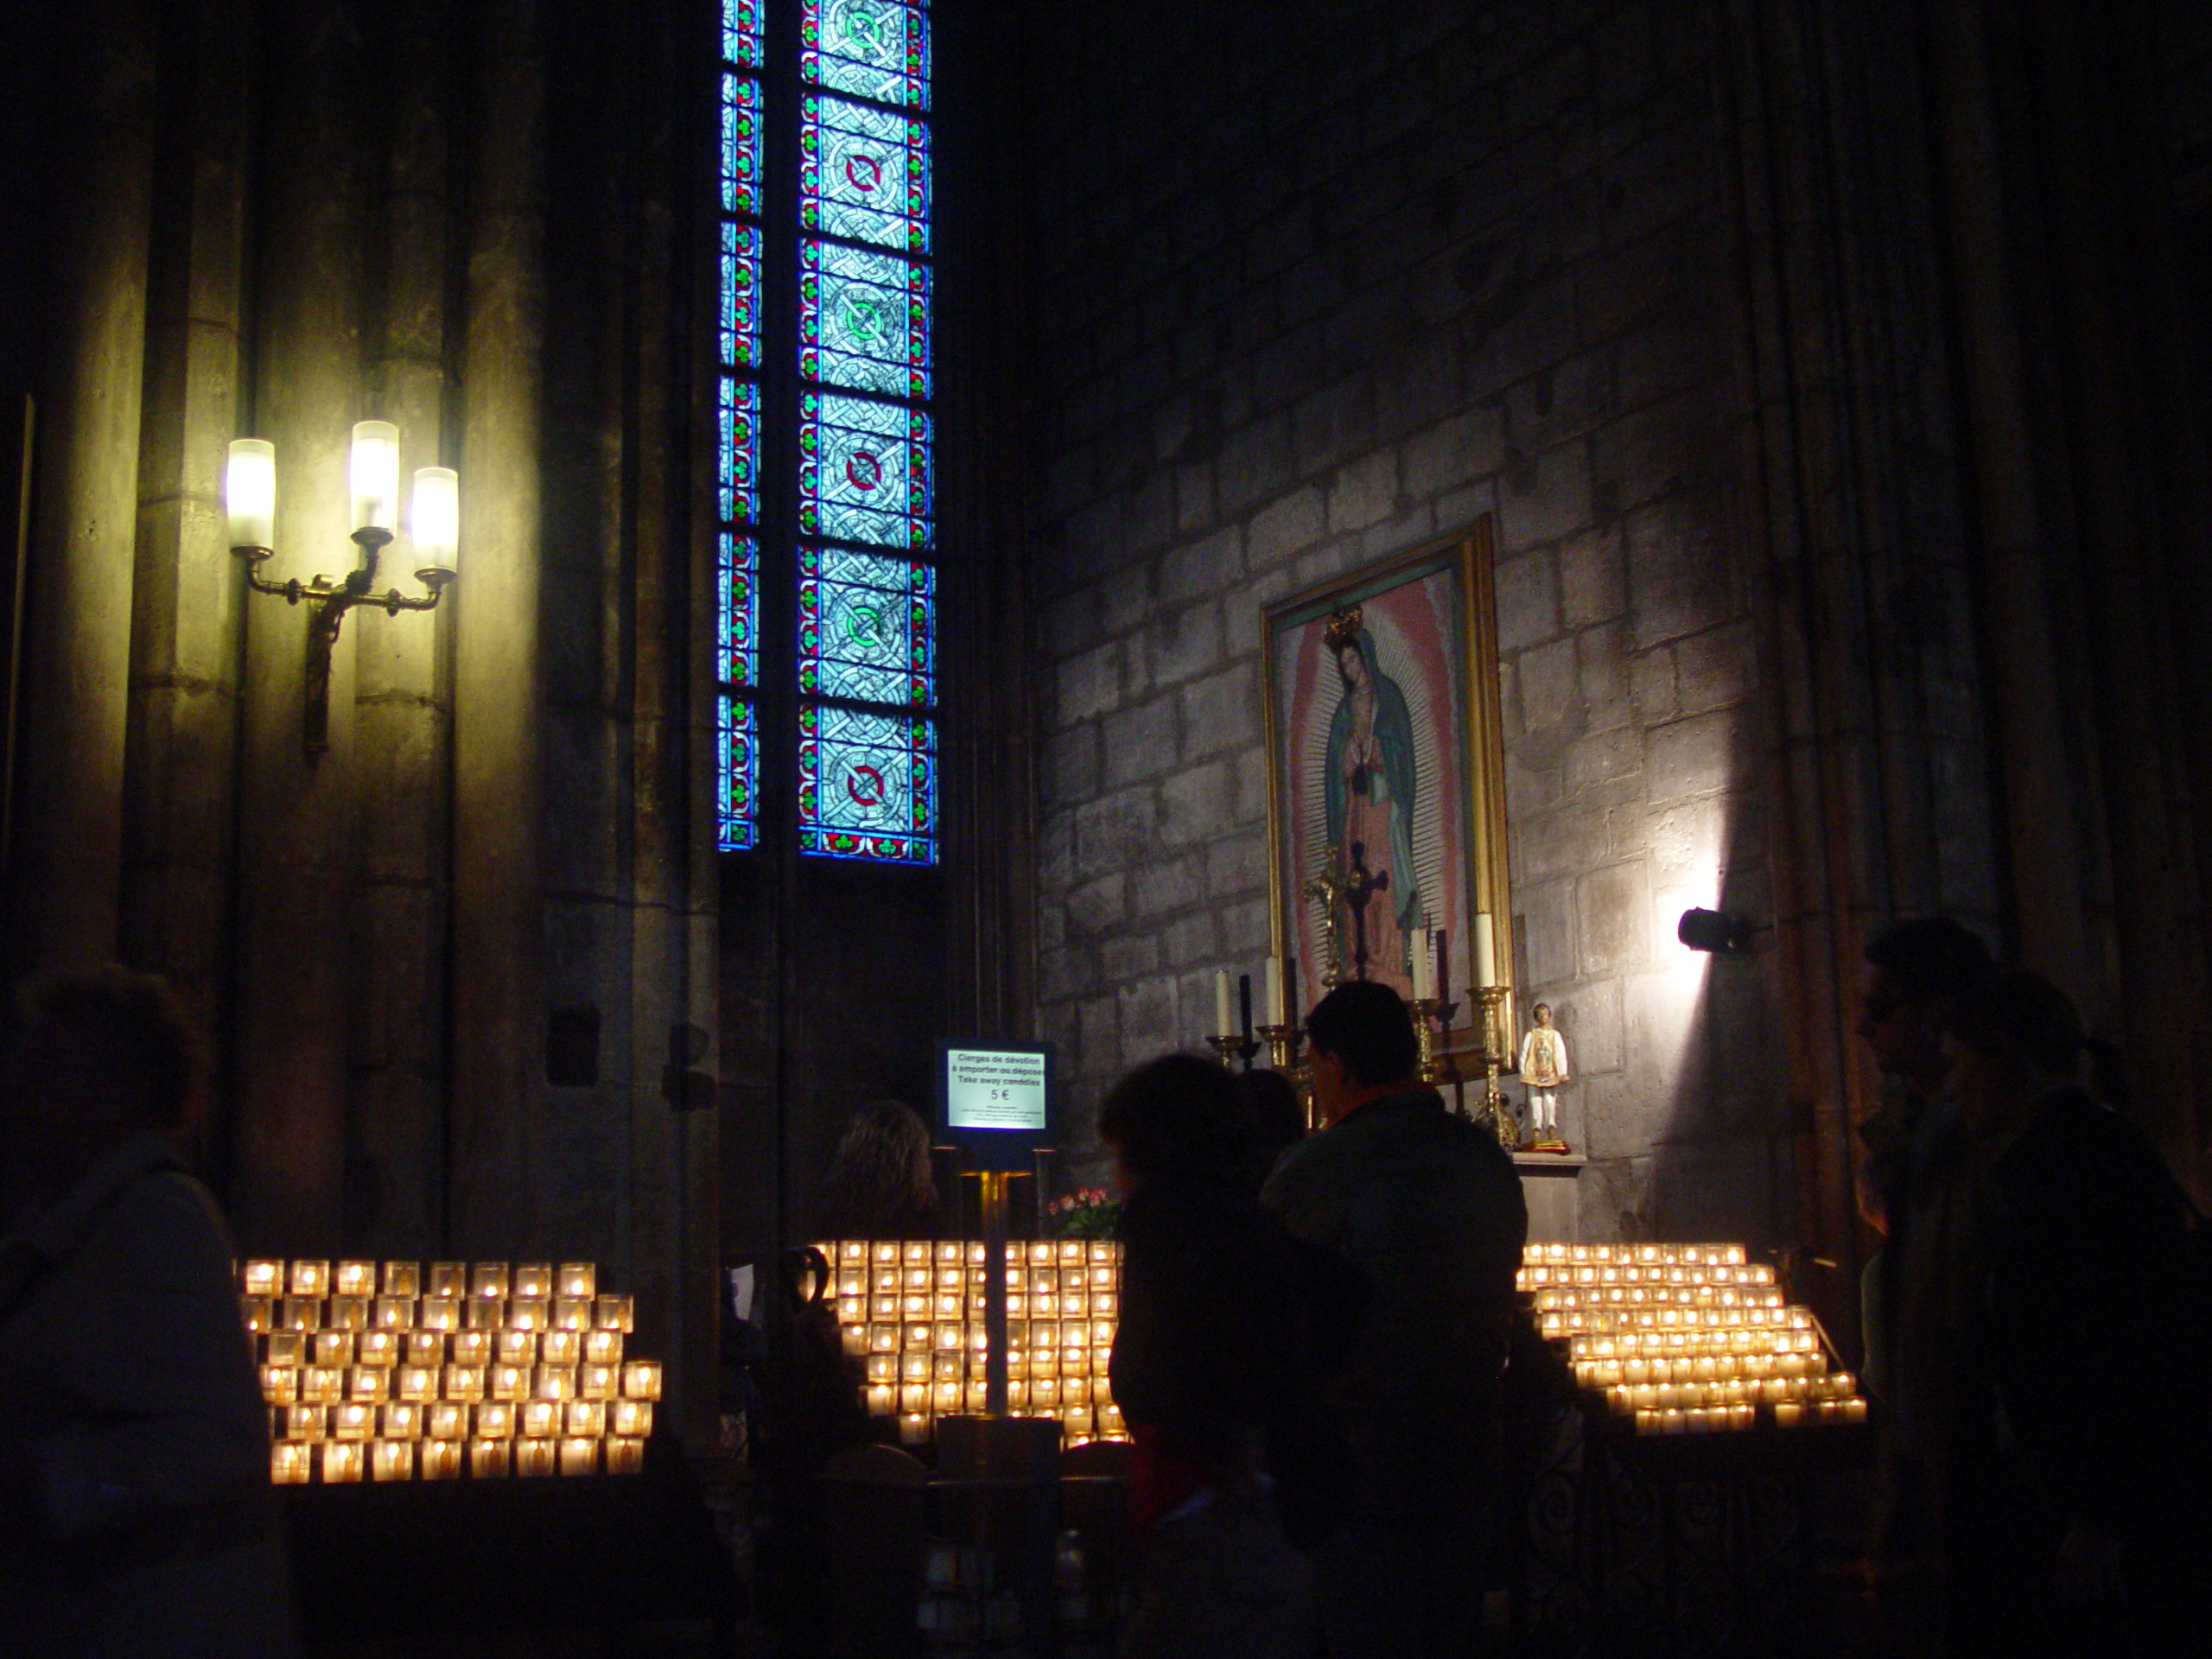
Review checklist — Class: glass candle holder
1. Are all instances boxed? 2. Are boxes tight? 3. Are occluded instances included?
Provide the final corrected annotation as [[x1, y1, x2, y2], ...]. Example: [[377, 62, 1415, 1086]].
[[469, 1438, 512, 1478], [327, 1297, 367, 1332], [520, 1400, 560, 1440], [444, 1363, 488, 1403], [594, 1295, 634, 1333], [488, 1364, 528, 1402], [263, 1332, 303, 1367], [357, 1332, 398, 1367], [346, 1366, 389, 1403], [866, 1383, 895, 1415], [516, 1439, 557, 1478], [564, 1401, 606, 1439], [471, 1263, 510, 1300], [395, 1365, 436, 1404], [580, 1363, 618, 1402], [286, 1404, 327, 1442], [332, 1402, 375, 1442], [334, 1261, 377, 1298], [449, 1332, 492, 1365], [559, 1437, 598, 1477], [553, 1298, 593, 1332], [474, 1401, 516, 1439], [533, 1365, 577, 1402], [287, 1260, 328, 1297], [540, 1331, 581, 1367], [964, 1382, 988, 1412], [280, 1297, 321, 1333], [496, 1329, 537, 1366], [899, 1413, 929, 1446], [371, 1440, 415, 1482], [583, 1330, 623, 1365], [508, 1297, 549, 1333], [405, 1332, 445, 1366], [380, 1402, 422, 1440], [374, 1297, 415, 1332], [466, 1299, 505, 1332], [556, 1263, 596, 1299], [313, 1332, 354, 1368], [421, 1439, 463, 1480], [419, 1297, 459, 1333], [321, 1441, 363, 1483], [606, 1436, 645, 1475], [301, 1367, 342, 1406], [383, 1262, 421, 1298], [271, 1441, 314, 1484], [426, 1262, 467, 1299], [261, 1366, 299, 1406], [426, 1402, 467, 1440], [513, 1263, 554, 1300]]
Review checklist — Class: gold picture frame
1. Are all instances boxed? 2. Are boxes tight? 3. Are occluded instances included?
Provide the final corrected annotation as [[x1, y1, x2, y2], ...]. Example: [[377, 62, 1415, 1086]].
[[1261, 518, 1515, 1048]]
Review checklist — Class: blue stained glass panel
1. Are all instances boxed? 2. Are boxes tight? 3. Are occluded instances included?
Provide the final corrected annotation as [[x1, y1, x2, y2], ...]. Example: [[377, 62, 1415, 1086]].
[[798, 705, 937, 863], [721, 75, 763, 215], [721, 223, 761, 371], [718, 378, 760, 524], [801, 0, 930, 111], [800, 94, 930, 254], [722, 0, 763, 67], [798, 546, 934, 704], [799, 241, 929, 398], [717, 696, 759, 851], [719, 533, 760, 688], [799, 391, 931, 549]]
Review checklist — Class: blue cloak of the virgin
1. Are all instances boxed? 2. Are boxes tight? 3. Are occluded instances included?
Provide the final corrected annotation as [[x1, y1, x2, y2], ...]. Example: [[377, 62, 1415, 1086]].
[[1322, 626, 1422, 940]]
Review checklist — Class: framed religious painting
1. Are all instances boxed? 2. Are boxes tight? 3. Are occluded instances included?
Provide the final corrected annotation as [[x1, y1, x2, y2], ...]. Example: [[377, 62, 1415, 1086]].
[[1262, 519, 1515, 1046]]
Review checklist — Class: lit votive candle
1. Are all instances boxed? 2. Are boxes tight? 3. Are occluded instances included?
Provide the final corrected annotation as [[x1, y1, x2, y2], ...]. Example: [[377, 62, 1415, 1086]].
[[475, 1402, 515, 1439], [1774, 1401, 1804, 1427], [426, 1402, 467, 1440], [490, 1365, 529, 1402], [371, 1440, 414, 1481], [321, 1441, 363, 1483], [622, 1361, 663, 1402], [420, 1297, 458, 1332], [557, 1263, 596, 1299], [1841, 1397, 1868, 1424], [346, 1366, 389, 1403], [327, 1297, 367, 1332], [271, 1441, 314, 1484], [421, 1440, 463, 1480], [286, 1404, 327, 1442], [899, 1413, 929, 1446], [357, 1332, 398, 1367], [333, 1402, 374, 1442], [606, 1435, 645, 1475], [302, 1367, 342, 1405], [553, 1297, 593, 1333], [509, 1297, 549, 1333], [471, 1263, 510, 1300], [581, 1363, 619, 1402], [261, 1366, 299, 1406], [1662, 1408, 1687, 1435], [335, 1261, 377, 1298], [516, 1438, 557, 1478], [495, 1329, 537, 1365], [584, 1330, 623, 1365], [469, 1438, 511, 1478], [289, 1260, 329, 1297], [534, 1365, 577, 1402], [383, 1262, 421, 1298], [521, 1400, 560, 1440], [426, 1262, 467, 1299], [373, 1297, 415, 1332], [313, 1332, 354, 1368], [512, 1263, 553, 1300], [559, 1437, 598, 1477], [595, 1294, 635, 1332], [380, 1402, 422, 1440], [242, 1260, 283, 1297], [446, 1363, 489, 1403], [397, 1365, 437, 1403]]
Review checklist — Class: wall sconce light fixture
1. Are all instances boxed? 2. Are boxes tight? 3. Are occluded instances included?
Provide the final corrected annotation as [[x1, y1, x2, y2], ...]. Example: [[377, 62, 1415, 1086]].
[[1677, 906, 1758, 955], [226, 423, 458, 755]]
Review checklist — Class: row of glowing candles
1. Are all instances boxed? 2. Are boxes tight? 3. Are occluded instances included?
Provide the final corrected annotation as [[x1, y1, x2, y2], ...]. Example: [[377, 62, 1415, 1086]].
[[827, 1239, 1124, 1267], [241, 1259, 600, 1300], [260, 1357, 661, 1408], [273, 1436, 642, 1484], [243, 1294, 633, 1337], [1627, 1399, 1866, 1435], [255, 1326, 630, 1370], [276, 1396, 652, 1444]]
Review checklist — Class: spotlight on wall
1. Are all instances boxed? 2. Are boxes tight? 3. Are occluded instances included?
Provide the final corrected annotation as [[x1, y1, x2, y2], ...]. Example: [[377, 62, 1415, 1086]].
[[1677, 907, 1757, 955], [226, 424, 459, 757]]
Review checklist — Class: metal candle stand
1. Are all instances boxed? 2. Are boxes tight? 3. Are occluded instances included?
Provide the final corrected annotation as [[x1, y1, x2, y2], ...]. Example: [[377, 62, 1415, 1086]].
[[1472, 985, 1521, 1150]]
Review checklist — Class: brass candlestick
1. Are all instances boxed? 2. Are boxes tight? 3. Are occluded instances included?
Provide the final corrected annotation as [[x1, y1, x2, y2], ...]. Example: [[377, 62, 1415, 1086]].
[[1259, 1023, 1319, 1132], [1205, 1033, 1258, 1071], [1474, 985, 1520, 1150], [1408, 997, 1459, 1086]]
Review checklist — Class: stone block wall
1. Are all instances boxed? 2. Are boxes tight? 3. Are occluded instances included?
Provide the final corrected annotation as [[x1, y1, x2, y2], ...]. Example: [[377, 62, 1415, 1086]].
[[1020, 0, 1794, 1240]]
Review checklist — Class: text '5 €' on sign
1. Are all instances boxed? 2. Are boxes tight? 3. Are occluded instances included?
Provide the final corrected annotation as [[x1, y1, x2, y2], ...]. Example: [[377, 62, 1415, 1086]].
[[938, 1042, 1054, 1170]]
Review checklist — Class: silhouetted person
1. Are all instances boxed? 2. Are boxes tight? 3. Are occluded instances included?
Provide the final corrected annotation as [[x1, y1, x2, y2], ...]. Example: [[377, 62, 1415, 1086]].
[[1262, 982, 1527, 1659], [1104, 1053, 1358, 1658], [1853, 915, 1995, 1630], [0, 967, 296, 1657], [1233, 1066, 1306, 1198], [1938, 971, 2201, 1659], [810, 1096, 939, 1242]]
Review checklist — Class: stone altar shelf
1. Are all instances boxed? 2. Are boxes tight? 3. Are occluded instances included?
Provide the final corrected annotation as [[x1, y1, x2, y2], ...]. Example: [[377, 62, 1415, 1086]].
[[1513, 1150, 1586, 1243]]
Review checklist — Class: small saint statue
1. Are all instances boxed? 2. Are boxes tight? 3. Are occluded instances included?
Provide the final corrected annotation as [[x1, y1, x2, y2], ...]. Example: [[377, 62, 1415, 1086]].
[[1519, 1002, 1571, 1153]]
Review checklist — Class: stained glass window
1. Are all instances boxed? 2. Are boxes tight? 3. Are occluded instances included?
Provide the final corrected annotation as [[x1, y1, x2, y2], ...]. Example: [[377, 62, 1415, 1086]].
[[718, 696, 759, 851], [717, 378, 761, 525], [721, 74, 764, 216], [723, 0, 763, 67], [800, 241, 929, 399], [715, 13, 765, 855], [719, 534, 760, 688], [721, 223, 761, 372], [800, 94, 930, 254], [797, 705, 936, 863], [798, 546, 933, 704], [799, 391, 931, 550], [802, 0, 930, 109]]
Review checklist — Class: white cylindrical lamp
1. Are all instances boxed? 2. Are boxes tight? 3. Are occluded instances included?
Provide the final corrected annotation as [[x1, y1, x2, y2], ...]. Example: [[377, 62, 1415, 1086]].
[[349, 421, 401, 537], [226, 439, 276, 550], [410, 467, 459, 577]]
